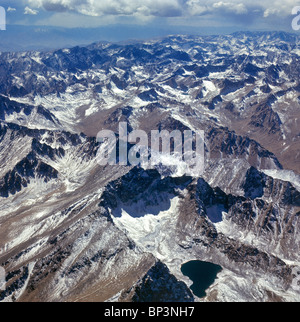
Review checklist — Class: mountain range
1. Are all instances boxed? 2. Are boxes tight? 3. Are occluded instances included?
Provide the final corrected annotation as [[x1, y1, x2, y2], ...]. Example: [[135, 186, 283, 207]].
[[0, 31, 300, 302]]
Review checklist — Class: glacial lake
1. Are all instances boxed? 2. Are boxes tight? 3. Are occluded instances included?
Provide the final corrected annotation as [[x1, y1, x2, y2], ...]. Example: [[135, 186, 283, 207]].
[[181, 260, 222, 298]]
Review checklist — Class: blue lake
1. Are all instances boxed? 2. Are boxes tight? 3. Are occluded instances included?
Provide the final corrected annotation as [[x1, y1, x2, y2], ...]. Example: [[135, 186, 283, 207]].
[[181, 260, 222, 298]]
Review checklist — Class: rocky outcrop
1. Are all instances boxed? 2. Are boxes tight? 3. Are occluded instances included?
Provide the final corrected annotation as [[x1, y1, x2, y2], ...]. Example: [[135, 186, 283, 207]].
[[121, 261, 194, 302]]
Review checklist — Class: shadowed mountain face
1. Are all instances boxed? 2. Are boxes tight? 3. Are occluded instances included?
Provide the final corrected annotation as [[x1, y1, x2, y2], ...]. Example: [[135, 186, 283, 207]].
[[0, 32, 300, 302]]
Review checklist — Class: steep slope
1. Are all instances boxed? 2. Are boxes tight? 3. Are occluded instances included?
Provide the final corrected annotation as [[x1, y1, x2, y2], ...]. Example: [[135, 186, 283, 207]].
[[99, 166, 299, 302]]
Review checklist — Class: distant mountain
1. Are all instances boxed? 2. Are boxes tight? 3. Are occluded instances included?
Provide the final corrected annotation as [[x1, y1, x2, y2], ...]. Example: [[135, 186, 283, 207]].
[[0, 24, 192, 52]]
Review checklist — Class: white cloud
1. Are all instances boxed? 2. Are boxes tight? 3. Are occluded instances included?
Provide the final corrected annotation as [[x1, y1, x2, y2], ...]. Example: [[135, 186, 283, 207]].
[[186, 0, 211, 16], [7, 7, 17, 12], [263, 8, 280, 18], [24, 6, 39, 15], [262, 0, 300, 17], [25, 0, 300, 20], [28, 0, 183, 17], [187, 0, 300, 19], [212, 2, 248, 15]]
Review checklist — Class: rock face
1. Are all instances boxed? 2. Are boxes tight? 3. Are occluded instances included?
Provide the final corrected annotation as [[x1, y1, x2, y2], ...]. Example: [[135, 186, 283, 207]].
[[0, 32, 300, 302], [120, 261, 195, 303]]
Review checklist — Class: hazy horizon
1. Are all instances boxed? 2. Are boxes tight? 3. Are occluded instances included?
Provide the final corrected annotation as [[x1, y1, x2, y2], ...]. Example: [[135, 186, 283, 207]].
[[1, 24, 299, 52], [1, 0, 300, 51]]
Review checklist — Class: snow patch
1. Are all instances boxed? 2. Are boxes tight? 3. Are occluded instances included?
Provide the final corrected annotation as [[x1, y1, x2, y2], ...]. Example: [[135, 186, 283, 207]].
[[262, 169, 300, 191]]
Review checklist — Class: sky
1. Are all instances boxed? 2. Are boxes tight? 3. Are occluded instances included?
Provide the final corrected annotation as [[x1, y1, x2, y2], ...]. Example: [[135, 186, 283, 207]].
[[1, 0, 300, 50]]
